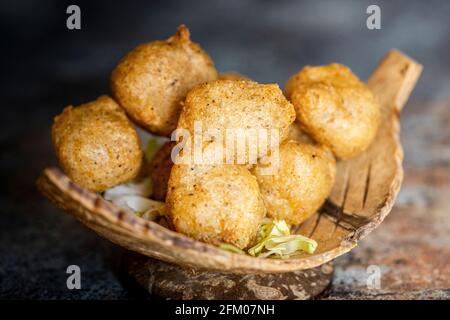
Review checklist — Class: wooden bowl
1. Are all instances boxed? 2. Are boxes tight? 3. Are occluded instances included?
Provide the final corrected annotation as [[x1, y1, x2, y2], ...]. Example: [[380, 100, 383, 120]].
[[37, 50, 422, 274]]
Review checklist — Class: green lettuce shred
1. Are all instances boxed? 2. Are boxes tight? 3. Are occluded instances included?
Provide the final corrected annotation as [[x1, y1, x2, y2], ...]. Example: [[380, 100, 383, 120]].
[[145, 138, 162, 162], [248, 219, 317, 258], [219, 243, 246, 255], [218, 219, 318, 258]]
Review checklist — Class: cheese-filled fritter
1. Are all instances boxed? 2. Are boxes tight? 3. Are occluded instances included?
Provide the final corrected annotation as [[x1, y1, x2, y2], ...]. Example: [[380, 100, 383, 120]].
[[167, 163, 266, 249], [52, 95, 143, 192], [177, 79, 296, 165], [252, 141, 336, 225], [285, 64, 380, 159], [148, 141, 176, 201], [111, 25, 218, 136]]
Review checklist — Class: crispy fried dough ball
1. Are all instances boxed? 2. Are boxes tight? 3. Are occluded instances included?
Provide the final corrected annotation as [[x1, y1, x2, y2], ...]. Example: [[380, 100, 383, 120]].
[[111, 25, 218, 136], [252, 141, 336, 225], [148, 141, 175, 201], [177, 80, 296, 164], [167, 163, 266, 249], [287, 122, 314, 144], [285, 64, 380, 159], [52, 96, 143, 192]]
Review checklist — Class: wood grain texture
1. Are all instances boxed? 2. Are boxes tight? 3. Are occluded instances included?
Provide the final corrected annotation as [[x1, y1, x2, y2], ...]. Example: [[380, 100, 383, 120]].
[[36, 49, 422, 273]]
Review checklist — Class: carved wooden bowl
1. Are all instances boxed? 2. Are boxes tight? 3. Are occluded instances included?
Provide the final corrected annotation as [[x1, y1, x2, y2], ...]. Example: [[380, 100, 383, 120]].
[[37, 50, 422, 274]]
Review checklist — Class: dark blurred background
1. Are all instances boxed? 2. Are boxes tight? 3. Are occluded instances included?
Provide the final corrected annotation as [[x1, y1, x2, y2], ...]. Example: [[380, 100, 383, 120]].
[[1, 0, 449, 299]]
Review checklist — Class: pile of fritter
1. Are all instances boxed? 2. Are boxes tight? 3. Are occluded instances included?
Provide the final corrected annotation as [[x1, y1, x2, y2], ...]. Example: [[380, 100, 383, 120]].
[[52, 25, 380, 251]]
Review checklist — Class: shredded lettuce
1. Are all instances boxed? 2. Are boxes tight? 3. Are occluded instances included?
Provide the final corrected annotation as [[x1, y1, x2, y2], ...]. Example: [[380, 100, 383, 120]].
[[144, 136, 168, 162], [218, 219, 317, 258], [248, 219, 317, 258], [219, 243, 246, 255], [135, 126, 168, 162], [123, 195, 164, 213], [103, 177, 165, 221], [104, 178, 153, 199]]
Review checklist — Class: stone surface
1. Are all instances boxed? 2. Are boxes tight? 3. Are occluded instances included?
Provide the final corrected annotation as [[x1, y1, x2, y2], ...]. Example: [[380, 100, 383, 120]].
[[1, 0, 449, 299]]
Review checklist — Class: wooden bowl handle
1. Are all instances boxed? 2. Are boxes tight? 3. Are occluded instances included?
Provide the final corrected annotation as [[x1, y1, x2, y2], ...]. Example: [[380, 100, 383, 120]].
[[368, 49, 422, 114]]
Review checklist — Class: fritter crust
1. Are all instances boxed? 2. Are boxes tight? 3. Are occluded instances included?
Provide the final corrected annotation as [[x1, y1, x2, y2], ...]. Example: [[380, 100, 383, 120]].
[[177, 79, 296, 164], [111, 25, 218, 136], [148, 141, 176, 201], [252, 141, 336, 225], [52, 95, 143, 192], [166, 163, 266, 249], [285, 64, 380, 159], [287, 122, 315, 144]]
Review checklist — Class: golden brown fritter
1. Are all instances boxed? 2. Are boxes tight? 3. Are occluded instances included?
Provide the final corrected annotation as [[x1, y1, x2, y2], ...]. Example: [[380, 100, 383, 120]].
[[148, 141, 175, 201], [287, 122, 315, 144], [285, 64, 380, 159], [167, 163, 266, 249], [252, 141, 336, 225], [111, 25, 218, 136], [176, 79, 296, 165], [52, 95, 143, 192]]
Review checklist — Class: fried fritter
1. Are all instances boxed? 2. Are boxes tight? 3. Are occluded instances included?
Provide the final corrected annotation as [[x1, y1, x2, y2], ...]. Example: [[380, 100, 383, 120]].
[[287, 122, 314, 144], [52, 96, 143, 192], [148, 141, 175, 201], [111, 25, 218, 136], [285, 64, 380, 159], [176, 79, 296, 165], [167, 163, 266, 249], [252, 141, 336, 225]]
